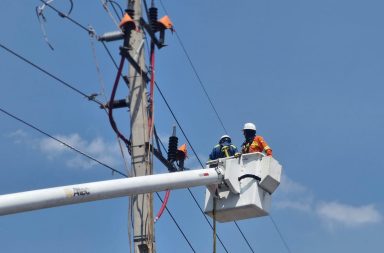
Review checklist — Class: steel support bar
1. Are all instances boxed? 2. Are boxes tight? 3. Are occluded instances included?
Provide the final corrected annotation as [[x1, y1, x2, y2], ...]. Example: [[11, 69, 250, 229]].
[[0, 168, 222, 216]]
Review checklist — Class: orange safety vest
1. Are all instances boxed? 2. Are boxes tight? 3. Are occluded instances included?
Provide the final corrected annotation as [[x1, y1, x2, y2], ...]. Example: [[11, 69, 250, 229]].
[[241, 136, 272, 156]]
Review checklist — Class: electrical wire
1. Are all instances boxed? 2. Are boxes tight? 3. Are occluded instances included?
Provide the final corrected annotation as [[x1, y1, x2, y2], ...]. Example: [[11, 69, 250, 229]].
[[100, 0, 121, 29], [155, 82, 230, 253], [154, 189, 170, 222], [155, 192, 196, 253], [269, 216, 293, 253], [106, 0, 124, 18], [0, 106, 196, 252], [142, 29, 230, 251], [30, 4, 291, 252], [88, 32, 132, 177], [108, 55, 132, 148], [0, 107, 126, 177], [35, 3, 55, 50], [0, 43, 103, 107], [39, 0, 93, 34], [109, 25, 232, 252], [158, 0, 228, 135], [156, 2, 293, 252], [14, 4, 197, 250], [233, 221, 255, 253]]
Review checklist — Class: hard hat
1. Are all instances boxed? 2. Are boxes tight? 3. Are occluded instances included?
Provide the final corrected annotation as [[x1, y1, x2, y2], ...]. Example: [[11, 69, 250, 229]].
[[220, 135, 230, 140], [219, 135, 231, 144], [243, 123, 256, 131]]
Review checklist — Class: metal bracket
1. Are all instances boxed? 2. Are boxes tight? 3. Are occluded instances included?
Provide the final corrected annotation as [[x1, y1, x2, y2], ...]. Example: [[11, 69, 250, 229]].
[[146, 143, 177, 172], [120, 46, 150, 83], [140, 18, 166, 49]]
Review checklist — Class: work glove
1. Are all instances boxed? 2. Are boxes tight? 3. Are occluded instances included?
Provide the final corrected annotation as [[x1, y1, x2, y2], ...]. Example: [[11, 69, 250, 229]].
[[234, 153, 241, 158]]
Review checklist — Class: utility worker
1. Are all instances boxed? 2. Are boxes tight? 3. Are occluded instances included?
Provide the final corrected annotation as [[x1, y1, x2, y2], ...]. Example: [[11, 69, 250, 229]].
[[209, 135, 238, 160], [241, 123, 272, 156]]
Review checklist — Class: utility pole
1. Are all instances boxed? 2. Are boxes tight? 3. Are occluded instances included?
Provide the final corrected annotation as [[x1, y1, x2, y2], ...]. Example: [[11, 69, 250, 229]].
[[127, 0, 154, 252]]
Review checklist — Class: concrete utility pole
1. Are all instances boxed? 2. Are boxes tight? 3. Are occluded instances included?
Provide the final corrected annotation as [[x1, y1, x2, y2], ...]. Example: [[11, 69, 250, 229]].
[[127, 0, 155, 252]]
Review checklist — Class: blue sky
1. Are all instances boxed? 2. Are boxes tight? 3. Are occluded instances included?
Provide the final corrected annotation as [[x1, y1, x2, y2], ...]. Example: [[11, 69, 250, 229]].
[[1, 0, 384, 252]]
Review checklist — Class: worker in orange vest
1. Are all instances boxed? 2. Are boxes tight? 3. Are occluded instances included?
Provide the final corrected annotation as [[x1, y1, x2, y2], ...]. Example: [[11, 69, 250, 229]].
[[241, 123, 272, 156]]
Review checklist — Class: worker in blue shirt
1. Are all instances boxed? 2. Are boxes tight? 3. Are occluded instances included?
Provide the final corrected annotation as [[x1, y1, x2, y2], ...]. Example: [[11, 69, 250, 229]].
[[209, 135, 238, 160]]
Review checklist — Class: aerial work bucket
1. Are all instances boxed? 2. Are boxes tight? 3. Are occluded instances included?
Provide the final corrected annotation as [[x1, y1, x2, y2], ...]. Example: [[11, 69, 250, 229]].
[[204, 152, 282, 222]]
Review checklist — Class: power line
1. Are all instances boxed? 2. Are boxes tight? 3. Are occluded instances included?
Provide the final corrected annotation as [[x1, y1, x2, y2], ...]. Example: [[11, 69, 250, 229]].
[[154, 81, 232, 253], [233, 221, 255, 253], [96, 11, 231, 248], [106, 0, 124, 19], [0, 106, 126, 177], [0, 106, 196, 252], [155, 192, 196, 253], [40, 0, 93, 34], [32, 4, 290, 253], [157, 2, 293, 253], [0, 42, 103, 106], [269, 216, 293, 253], [158, 0, 228, 135], [4, 3, 198, 250]]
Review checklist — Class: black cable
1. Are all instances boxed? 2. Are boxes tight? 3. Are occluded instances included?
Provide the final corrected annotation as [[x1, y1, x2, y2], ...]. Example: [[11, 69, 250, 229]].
[[107, 0, 124, 18], [157, 2, 280, 252], [186, 188, 229, 253], [40, 0, 94, 34], [238, 174, 261, 182], [0, 107, 126, 177], [157, 0, 228, 135], [42, 3, 246, 251], [0, 43, 103, 106], [2, 4, 198, 250], [68, 0, 74, 15], [154, 82, 229, 253], [105, 28, 231, 251], [101, 41, 119, 69], [0, 106, 196, 252], [153, 128, 230, 252], [103, 36, 230, 251], [233, 221, 255, 253], [269, 216, 293, 253], [31, 3, 292, 252], [154, 82, 205, 168], [155, 192, 196, 253], [173, 32, 228, 134]]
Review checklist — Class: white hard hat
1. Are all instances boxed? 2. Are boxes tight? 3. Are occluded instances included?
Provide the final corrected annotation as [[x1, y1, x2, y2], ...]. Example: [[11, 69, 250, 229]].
[[220, 135, 231, 141], [243, 123, 256, 131]]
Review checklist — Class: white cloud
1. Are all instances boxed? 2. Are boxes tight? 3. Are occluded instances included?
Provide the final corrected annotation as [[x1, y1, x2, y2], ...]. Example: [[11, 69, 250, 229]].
[[39, 133, 127, 169], [6, 129, 129, 171], [275, 199, 312, 212], [6, 129, 28, 144], [279, 175, 308, 195], [276, 176, 382, 228], [316, 201, 382, 227], [274, 175, 314, 212]]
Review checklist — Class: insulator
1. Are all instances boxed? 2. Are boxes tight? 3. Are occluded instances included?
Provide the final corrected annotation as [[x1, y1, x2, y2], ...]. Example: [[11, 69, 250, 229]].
[[149, 7, 158, 31], [167, 136, 178, 162]]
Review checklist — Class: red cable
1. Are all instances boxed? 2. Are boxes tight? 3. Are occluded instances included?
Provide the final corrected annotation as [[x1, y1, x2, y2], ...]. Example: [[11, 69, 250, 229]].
[[108, 55, 131, 148], [149, 41, 169, 223], [154, 189, 170, 222]]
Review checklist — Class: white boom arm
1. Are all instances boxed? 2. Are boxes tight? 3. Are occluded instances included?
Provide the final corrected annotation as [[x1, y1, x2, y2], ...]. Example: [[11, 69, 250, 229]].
[[0, 168, 222, 216]]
